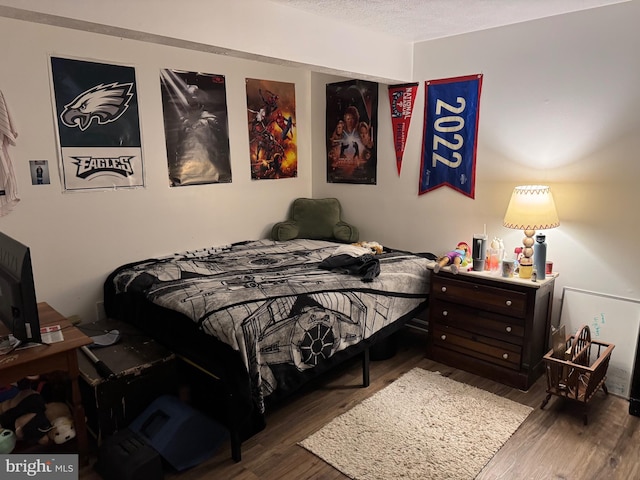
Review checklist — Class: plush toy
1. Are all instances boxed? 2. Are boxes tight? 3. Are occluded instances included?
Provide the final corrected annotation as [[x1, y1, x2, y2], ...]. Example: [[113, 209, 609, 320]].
[[352, 241, 383, 255], [433, 242, 470, 274], [0, 389, 52, 445], [45, 402, 76, 445]]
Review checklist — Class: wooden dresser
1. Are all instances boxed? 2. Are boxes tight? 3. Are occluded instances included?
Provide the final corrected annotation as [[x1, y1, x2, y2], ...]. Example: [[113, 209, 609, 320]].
[[426, 268, 555, 390]]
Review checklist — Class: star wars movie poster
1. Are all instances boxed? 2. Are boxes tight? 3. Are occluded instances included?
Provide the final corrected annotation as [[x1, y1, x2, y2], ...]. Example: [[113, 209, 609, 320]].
[[49, 56, 145, 192], [326, 79, 378, 184], [160, 69, 232, 186], [245, 78, 297, 180]]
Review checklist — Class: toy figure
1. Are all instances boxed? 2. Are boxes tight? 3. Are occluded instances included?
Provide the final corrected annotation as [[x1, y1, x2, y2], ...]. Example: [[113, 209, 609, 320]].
[[45, 402, 76, 445], [433, 242, 470, 274]]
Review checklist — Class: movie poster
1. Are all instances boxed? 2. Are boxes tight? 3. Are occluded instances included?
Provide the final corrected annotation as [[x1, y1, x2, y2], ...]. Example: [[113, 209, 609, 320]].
[[326, 79, 378, 184], [49, 56, 145, 192], [160, 69, 232, 186], [245, 78, 297, 180]]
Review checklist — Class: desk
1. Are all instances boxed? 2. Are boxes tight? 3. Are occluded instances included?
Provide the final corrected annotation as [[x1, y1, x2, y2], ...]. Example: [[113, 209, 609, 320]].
[[0, 302, 92, 458]]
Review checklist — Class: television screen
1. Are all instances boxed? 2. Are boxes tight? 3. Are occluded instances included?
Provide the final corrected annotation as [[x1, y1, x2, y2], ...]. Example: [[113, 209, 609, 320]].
[[0, 231, 41, 345]]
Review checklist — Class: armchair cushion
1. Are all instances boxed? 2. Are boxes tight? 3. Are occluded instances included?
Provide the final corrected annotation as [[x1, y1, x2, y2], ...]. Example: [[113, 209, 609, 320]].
[[271, 198, 359, 243]]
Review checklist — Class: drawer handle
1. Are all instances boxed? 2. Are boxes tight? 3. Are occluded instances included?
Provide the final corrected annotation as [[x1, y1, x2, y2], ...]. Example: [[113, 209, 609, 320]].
[[441, 286, 447, 293], [442, 310, 448, 317], [502, 353, 509, 360], [441, 334, 447, 341], [505, 300, 512, 306], [505, 326, 512, 333]]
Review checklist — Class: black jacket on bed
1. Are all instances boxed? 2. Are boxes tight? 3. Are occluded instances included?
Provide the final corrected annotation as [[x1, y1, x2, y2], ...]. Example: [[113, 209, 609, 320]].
[[318, 253, 381, 282]]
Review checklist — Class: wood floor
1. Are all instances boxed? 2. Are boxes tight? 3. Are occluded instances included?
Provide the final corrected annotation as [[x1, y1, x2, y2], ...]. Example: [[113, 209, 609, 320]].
[[80, 328, 640, 480]]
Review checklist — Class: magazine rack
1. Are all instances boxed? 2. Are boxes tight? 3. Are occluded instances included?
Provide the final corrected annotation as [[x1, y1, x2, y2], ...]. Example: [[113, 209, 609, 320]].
[[540, 324, 614, 425]]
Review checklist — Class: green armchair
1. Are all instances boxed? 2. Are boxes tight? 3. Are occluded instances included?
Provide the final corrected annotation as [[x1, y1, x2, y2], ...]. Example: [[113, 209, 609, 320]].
[[271, 197, 359, 243]]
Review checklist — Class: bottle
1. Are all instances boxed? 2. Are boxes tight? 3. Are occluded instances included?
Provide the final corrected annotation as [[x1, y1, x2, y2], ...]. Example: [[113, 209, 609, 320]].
[[488, 237, 500, 274], [534, 234, 547, 280], [497, 238, 505, 263]]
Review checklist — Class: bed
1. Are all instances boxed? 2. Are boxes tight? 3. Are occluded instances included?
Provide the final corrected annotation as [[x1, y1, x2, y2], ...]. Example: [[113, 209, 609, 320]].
[[103, 238, 431, 460]]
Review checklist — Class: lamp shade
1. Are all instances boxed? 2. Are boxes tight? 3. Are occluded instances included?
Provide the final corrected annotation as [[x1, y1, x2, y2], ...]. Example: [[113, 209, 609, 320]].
[[503, 185, 560, 230]]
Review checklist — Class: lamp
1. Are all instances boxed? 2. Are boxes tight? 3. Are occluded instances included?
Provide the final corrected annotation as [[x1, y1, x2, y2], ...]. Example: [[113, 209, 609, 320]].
[[503, 185, 559, 279]]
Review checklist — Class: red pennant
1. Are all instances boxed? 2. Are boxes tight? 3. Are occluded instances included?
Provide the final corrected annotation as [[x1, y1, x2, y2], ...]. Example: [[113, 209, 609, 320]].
[[388, 83, 418, 176]]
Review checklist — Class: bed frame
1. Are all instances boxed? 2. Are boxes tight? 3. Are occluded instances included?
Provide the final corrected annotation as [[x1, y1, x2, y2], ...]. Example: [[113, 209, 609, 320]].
[[103, 239, 430, 461]]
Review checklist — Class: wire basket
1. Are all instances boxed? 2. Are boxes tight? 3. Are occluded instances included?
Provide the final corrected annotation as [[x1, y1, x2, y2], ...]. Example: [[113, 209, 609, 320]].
[[540, 324, 614, 424]]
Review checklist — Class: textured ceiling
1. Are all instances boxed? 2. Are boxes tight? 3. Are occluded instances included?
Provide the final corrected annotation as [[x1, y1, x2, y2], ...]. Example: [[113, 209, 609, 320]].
[[268, 0, 628, 42]]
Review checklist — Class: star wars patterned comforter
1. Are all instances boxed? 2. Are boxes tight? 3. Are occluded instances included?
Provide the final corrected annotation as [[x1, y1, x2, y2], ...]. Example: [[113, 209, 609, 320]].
[[106, 239, 430, 413]]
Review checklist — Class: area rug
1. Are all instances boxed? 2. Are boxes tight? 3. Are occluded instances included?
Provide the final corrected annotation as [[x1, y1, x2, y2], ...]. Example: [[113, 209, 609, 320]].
[[299, 368, 532, 480]]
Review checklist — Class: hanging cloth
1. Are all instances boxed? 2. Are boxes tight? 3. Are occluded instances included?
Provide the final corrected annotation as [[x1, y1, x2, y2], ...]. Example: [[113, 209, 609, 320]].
[[0, 88, 20, 216]]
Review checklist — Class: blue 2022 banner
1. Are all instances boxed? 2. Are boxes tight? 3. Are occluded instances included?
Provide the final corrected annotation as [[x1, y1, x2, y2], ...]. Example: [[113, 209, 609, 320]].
[[419, 74, 483, 198]]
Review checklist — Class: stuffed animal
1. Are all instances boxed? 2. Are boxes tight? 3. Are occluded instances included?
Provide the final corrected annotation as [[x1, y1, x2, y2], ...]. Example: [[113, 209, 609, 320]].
[[45, 402, 76, 445], [433, 242, 470, 274], [0, 389, 52, 445], [352, 241, 383, 255]]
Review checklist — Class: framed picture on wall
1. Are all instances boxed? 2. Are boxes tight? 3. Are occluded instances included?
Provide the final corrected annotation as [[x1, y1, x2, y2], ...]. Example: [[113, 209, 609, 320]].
[[49, 56, 145, 192]]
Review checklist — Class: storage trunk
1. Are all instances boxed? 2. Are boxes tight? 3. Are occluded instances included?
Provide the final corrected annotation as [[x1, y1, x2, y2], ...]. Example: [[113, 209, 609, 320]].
[[78, 318, 177, 444]]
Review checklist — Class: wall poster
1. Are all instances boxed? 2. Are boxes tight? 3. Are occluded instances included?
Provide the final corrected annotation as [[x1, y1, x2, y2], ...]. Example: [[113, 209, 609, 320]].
[[49, 56, 145, 192], [245, 78, 297, 180], [326, 79, 378, 184], [160, 69, 232, 186], [388, 83, 419, 176], [419, 74, 482, 198]]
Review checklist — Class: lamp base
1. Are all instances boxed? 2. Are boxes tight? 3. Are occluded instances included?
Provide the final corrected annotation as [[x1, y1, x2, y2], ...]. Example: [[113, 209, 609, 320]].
[[518, 229, 536, 279]]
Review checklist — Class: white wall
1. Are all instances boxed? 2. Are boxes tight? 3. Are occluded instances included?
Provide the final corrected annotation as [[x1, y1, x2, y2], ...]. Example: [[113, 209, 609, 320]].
[[2, 1, 639, 329], [313, 1, 640, 323], [0, 16, 313, 322], [0, 0, 412, 83]]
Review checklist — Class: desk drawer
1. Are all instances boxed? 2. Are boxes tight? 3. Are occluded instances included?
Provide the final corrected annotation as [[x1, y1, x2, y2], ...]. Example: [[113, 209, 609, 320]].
[[431, 275, 527, 318], [430, 299, 525, 345], [432, 323, 522, 370]]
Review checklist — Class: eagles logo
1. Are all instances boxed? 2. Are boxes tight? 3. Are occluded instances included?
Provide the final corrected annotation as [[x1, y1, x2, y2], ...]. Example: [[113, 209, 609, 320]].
[[60, 82, 134, 131]]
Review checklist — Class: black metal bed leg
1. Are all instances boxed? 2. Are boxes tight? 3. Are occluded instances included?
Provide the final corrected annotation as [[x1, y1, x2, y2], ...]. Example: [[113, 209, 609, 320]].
[[362, 347, 370, 387], [230, 429, 242, 462]]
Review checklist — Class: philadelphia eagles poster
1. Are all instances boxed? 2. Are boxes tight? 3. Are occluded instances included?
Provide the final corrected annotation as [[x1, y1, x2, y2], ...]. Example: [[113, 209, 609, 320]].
[[49, 56, 145, 192]]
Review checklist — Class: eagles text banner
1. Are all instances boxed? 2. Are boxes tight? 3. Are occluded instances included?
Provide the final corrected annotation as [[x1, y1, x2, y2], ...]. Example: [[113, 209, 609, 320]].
[[419, 74, 482, 198], [388, 83, 418, 176]]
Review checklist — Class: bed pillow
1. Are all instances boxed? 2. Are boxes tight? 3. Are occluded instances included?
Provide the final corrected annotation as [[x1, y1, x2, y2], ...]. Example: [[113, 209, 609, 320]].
[[272, 198, 359, 243], [271, 220, 299, 242]]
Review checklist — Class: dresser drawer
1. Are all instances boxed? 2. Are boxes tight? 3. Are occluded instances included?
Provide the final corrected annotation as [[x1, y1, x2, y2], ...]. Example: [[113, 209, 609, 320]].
[[432, 323, 522, 370], [431, 275, 527, 318], [430, 299, 525, 345]]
